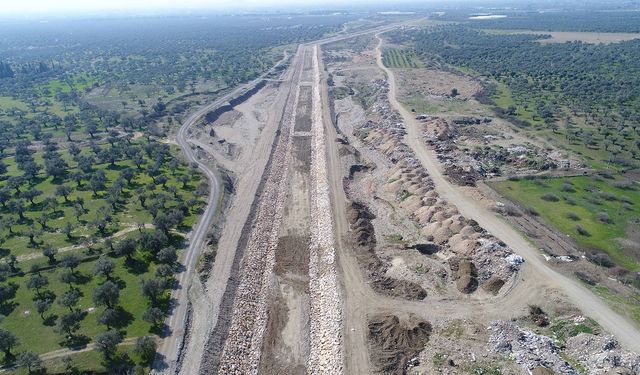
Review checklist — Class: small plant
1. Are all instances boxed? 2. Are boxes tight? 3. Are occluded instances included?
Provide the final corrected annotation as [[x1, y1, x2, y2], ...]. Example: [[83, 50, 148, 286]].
[[564, 196, 577, 205], [560, 183, 575, 192], [576, 225, 590, 236], [595, 212, 611, 223], [566, 212, 580, 221], [433, 352, 447, 367], [541, 192, 560, 202]]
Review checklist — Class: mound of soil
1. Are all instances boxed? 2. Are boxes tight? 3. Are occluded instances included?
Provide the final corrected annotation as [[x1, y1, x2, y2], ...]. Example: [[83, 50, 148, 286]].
[[368, 314, 432, 375], [532, 367, 558, 375], [450, 258, 478, 294], [373, 276, 427, 300], [481, 276, 505, 295], [348, 201, 427, 301]]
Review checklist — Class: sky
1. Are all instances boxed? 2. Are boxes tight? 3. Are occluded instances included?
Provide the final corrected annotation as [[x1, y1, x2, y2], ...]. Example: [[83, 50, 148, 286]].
[[0, 0, 399, 15]]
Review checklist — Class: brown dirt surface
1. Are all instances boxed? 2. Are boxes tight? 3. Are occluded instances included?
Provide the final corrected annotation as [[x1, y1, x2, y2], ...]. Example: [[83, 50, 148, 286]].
[[395, 68, 482, 100], [368, 314, 432, 375], [489, 30, 640, 44]]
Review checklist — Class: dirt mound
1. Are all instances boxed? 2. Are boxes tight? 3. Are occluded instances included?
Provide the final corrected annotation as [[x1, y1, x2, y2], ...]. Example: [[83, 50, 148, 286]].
[[444, 164, 478, 186], [532, 367, 558, 375], [347, 201, 427, 300], [373, 276, 427, 300], [368, 314, 432, 375], [481, 276, 505, 295], [451, 258, 478, 294]]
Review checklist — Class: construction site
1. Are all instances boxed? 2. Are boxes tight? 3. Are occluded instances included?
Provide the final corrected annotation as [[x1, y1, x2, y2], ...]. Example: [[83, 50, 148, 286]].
[[162, 24, 640, 375]]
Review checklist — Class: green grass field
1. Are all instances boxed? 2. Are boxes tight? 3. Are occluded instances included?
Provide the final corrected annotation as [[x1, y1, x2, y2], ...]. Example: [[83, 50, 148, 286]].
[[3, 253, 158, 355], [490, 175, 640, 270]]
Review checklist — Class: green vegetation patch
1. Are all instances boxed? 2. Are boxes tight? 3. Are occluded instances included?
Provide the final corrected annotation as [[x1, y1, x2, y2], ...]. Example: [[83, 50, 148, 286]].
[[490, 175, 640, 270], [382, 48, 424, 68]]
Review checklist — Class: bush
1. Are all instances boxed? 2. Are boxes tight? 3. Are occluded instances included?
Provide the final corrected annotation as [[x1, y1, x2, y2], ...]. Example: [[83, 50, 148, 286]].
[[576, 225, 590, 236], [575, 271, 597, 286], [585, 249, 615, 268], [566, 212, 580, 221], [541, 192, 560, 202], [503, 204, 523, 217], [525, 206, 539, 216], [598, 192, 617, 201], [560, 183, 575, 192], [595, 212, 611, 223], [564, 196, 577, 205], [613, 181, 637, 191]]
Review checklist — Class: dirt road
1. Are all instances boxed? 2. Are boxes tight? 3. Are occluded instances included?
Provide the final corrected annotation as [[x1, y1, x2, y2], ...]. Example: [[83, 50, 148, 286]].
[[373, 34, 640, 353]]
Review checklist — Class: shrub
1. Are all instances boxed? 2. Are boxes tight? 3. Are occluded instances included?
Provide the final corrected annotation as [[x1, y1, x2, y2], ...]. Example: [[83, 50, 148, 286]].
[[575, 271, 597, 286], [566, 212, 580, 221], [576, 225, 590, 236], [525, 207, 539, 216], [585, 249, 615, 268], [598, 192, 617, 201], [541, 192, 560, 202], [560, 183, 575, 192], [503, 204, 522, 217], [595, 212, 611, 223], [613, 181, 637, 191], [564, 196, 577, 205]]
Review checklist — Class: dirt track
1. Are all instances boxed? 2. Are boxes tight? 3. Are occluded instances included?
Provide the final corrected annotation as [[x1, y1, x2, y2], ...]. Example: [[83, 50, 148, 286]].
[[373, 34, 640, 353]]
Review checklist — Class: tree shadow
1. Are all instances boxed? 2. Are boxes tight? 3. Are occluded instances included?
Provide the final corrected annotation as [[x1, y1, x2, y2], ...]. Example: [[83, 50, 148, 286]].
[[74, 273, 93, 286], [103, 352, 134, 373], [43, 314, 58, 326], [124, 257, 149, 275], [62, 334, 91, 350], [111, 307, 134, 329]]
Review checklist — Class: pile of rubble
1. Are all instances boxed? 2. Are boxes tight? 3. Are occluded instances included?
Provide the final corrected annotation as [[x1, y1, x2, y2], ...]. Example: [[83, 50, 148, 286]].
[[565, 333, 640, 374], [349, 79, 523, 294], [488, 320, 579, 374], [216, 65, 300, 374], [418, 113, 576, 180], [307, 46, 344, 375]]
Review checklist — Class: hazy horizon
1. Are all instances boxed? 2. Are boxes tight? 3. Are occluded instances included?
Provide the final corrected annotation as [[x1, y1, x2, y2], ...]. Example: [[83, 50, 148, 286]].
[[0, 0, 430, 16]]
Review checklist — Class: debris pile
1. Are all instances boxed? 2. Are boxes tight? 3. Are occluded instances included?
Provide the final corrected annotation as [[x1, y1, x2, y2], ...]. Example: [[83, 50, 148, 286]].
[[565, 334, 640, 374], [307, 46, 344, 375], [350, 79, 522, 295], [488, 320, 579, 375]]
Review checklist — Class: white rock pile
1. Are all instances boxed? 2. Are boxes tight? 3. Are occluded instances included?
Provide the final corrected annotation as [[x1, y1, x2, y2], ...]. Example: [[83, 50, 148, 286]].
[[216, 58, 301, 375], [307, 45, 345, 375]]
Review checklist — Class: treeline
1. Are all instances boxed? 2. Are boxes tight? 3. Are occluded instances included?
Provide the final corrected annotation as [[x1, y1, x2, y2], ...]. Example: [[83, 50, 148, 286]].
[[0, 14, 353, 101], [465, 10, 640, 33], [411, 26, 640, 122]]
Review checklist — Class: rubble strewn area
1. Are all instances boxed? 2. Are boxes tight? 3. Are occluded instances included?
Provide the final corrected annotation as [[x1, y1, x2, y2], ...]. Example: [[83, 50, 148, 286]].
[[345, 78, 520, 297], [307, 46, 344, 375], [489, 320, 640, 374], [419, 114, 580, 183], [490, 320, 580, 375]]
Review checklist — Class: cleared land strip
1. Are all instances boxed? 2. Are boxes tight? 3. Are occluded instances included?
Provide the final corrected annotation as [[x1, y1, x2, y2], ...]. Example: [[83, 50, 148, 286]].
[[215, 51, 302, 375], [307, 44, 344, 374]]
